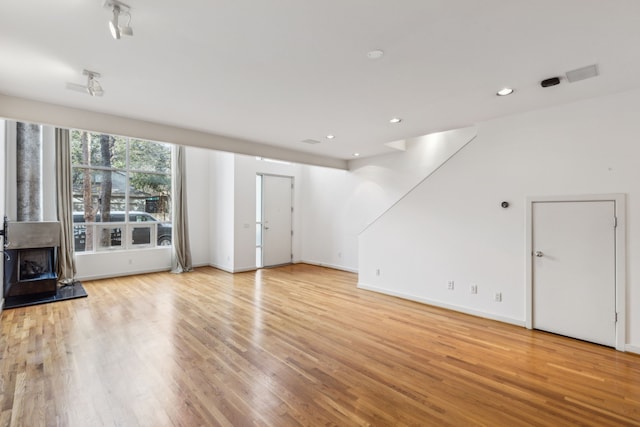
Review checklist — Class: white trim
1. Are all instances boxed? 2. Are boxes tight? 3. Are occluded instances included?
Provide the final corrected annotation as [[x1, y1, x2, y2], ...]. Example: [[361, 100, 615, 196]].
[[76, 267, 171, 282], [208, 263, 234, 273], [525, 193, 626, 352], [299, 260, 358, 274], [625, 344, 640, 355], [208, 263, 256, 274], [358, 282, 525, 327], [233, 266, 258, 273], [210, 261, 356, 274], [191, 262, 209, 268]]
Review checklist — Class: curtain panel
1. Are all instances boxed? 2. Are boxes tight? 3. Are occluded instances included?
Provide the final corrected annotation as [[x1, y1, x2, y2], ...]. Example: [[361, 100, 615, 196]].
[[55, 128, 77, 283], [171, 145, 193, 273]]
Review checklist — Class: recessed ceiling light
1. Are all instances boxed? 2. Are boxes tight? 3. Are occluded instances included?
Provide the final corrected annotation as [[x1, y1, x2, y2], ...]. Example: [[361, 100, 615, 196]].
[[367, 49, 384, 60], [353, 153, 361, 157], [496, 87, 514, 96], [389, 117, 402, 124], [326, 135, 335, 139]]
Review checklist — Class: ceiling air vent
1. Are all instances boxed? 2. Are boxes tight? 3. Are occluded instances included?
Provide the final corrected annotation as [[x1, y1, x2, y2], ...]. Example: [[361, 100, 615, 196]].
[[566, 64, 599, 83], [301, 139, 321, 145]]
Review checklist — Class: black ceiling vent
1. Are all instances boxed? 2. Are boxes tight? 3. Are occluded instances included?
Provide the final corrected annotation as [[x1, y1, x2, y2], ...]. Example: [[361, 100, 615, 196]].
[[541, 77, 561, 87]]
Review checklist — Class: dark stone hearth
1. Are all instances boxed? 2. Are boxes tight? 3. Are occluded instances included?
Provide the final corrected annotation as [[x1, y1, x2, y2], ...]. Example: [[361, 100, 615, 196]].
[[4, 281, 88, 309]]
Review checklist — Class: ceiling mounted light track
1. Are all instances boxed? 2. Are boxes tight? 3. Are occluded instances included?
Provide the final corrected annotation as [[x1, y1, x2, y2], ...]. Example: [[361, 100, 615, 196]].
[[104, 0, 133, 40]]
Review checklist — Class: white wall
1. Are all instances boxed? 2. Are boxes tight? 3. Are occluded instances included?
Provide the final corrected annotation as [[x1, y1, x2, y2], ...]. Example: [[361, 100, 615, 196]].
[[4, 122, 17, 220], [184, 146, 211, 267], [42, 126, 56, 221], [300, 127, 476, 272], [0, 120, 5, 306], [208, 151, 235, 272], [357, 88, 640, 352], [75, 248, 172, 281]]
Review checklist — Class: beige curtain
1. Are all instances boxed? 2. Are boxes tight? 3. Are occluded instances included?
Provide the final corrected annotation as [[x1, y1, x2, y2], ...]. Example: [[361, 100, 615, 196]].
[[55, 128, 77, 283], [171, 145, 193, 273]]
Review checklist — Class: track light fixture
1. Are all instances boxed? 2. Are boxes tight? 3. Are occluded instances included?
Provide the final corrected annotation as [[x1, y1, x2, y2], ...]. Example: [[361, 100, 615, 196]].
[[104, 0, 133, 40], [66, 70, 104, 97], [86, 71, 104, 97]]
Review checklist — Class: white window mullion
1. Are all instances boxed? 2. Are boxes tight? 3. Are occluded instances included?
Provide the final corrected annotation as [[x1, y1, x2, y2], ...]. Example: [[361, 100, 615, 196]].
[[124, 137, 130, 249]]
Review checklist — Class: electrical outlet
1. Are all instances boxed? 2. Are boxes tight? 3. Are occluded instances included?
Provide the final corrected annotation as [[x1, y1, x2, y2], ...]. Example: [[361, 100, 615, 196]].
[[447, 280, 455, 290], [494, 292, 502, 302], [470, 284, 478, 294]]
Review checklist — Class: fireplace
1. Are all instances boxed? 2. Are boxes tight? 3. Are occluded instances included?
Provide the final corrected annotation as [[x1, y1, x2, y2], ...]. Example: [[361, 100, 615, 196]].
[[3, 220, 60, 299]]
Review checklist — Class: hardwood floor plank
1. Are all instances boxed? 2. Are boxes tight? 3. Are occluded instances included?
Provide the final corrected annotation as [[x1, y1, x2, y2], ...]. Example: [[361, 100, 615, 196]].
[[1, 264, 639, 426]]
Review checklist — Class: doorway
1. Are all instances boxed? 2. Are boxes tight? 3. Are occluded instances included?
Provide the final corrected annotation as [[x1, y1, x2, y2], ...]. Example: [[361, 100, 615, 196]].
[[526, 194, 626, 350], [256, 174, 293, 268]]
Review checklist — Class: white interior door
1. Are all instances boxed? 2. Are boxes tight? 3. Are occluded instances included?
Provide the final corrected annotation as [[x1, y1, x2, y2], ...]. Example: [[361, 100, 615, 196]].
[[532, 200, 616, 347], [262, 175, 292, 267]]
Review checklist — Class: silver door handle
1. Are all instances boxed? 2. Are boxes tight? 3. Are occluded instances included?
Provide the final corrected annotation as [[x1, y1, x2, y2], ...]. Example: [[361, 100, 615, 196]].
[[535, 251, 544, 257]]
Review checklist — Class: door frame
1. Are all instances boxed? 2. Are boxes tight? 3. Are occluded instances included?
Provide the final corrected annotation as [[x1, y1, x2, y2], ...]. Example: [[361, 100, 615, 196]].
[[525, 194, 626, 351]]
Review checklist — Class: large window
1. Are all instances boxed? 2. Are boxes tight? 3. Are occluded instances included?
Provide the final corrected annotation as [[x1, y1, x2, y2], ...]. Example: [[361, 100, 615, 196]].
[[71, 130, 172, 252]]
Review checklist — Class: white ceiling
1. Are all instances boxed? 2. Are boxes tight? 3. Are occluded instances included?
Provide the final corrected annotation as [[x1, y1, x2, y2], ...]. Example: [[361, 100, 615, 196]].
[[1, 0, 640, 162]]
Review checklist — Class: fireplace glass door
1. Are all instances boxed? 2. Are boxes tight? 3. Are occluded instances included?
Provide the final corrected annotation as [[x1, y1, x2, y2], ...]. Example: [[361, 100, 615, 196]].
[[18, 248, 55, 281]]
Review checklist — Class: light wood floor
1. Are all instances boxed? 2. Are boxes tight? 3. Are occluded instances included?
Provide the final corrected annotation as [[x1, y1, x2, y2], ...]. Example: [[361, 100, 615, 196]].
[[1, 264, 639, 426]]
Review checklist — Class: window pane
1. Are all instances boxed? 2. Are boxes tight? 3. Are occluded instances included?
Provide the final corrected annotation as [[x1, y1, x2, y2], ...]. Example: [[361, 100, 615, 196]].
[[96, 226, 122, 250], [73, 224, 87, 252], [70, 131, 125, 168], [256, 175, 262, 222], [72, 169, 122, 220], [130, 172, 172, 222], [256, 247, 262, 268], [129, 139, 171, 173], [131, 224, 154, 246]]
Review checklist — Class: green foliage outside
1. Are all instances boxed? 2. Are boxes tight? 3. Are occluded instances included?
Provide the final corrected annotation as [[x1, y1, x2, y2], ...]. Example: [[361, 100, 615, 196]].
[[70, 130, 172, 219], [71, 131, 171, 192]]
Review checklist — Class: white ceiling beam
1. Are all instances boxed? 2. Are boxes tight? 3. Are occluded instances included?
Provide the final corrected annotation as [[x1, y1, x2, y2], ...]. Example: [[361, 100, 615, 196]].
[[0, 93, 348, 170]]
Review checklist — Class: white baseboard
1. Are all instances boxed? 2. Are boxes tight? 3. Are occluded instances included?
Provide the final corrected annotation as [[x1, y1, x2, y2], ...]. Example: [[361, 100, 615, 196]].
[[208, 263, 257, 274], [357, 282, 525, 327], [191, 262, 209, 268], [208, 261, 356, 274], [233, 266, 258, 273], [77, 267, 171, 282], [625, 344, 640, 355], [299, 260, 358, 274]]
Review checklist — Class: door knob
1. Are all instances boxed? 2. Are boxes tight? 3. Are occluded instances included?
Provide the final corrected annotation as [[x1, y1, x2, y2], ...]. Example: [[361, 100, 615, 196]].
[[264, 226, 269, 230], [535, 251, 544, 257]]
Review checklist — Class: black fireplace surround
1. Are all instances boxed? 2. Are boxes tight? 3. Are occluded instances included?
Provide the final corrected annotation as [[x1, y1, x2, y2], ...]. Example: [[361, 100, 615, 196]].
[[3, 220, 61, 300]]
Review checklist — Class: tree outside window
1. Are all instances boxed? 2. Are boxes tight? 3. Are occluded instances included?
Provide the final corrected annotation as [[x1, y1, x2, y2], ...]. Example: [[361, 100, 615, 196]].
[[71, 131, 172, 252]]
